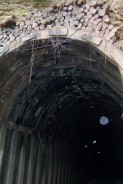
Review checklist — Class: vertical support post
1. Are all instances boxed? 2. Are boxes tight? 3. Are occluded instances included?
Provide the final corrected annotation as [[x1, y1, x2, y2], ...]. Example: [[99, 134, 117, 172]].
[[64, 145, 69, 184], [42, 143, 51, 184], [68, 147, 72, 184], [17, 133, 27, 184], [5, 130, 18, 184], [0, 126, 6, 176], [49, 144, 55, 184], [59, 145, 65, 184], [57, 144, 62, 184], [40, 144, 48, 184], [35, 140, 43, 184], [47, 144, 53, 184], [26, 135, 34, 184], [61, 145, 67, 184], [52, 144, 59, 184]]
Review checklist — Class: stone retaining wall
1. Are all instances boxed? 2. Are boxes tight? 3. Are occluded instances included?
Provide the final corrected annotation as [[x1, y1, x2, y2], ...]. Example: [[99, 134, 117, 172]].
[[0, 0, 122, 53]]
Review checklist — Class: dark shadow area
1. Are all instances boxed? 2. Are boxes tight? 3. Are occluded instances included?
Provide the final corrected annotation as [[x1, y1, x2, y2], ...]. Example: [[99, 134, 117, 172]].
[[0, 38, 123, 184], [14, 73, 123, 183]]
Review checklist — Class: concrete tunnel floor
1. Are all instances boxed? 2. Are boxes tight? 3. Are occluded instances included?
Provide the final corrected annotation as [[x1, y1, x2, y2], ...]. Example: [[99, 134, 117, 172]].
[[0, 38, 123, 184]]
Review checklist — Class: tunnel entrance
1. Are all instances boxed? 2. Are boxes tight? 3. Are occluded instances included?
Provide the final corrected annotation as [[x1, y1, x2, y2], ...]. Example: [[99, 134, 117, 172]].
[[0, 38, 123, 184]]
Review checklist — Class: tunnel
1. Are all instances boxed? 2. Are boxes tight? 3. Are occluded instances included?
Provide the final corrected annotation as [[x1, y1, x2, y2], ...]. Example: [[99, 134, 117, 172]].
[[0, 36, 123, 184]]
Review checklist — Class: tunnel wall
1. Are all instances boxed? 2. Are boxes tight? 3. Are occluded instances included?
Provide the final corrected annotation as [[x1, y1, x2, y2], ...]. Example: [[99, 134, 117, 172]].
[[0, 0, 123, 180], [0, 125, 84, 184]]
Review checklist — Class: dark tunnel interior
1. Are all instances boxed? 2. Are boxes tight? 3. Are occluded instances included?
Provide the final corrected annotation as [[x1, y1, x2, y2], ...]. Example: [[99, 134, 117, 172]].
[[9, 70, 123, 183], [1, 39, 123, 184]]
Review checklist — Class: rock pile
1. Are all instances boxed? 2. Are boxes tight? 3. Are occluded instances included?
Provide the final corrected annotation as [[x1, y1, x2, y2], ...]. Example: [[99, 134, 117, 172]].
[[0, 0, 122, 47]]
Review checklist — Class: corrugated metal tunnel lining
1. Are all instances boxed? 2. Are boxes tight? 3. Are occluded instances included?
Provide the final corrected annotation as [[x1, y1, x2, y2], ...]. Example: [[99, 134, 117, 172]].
[[0, 38, 123, 184]]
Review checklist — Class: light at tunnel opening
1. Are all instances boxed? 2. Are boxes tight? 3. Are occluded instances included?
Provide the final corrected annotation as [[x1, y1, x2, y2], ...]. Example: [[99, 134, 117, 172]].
[[121, 113, 123, 120], [84, 144, 88, 149], [92, 140, 97, 144], [99, 116, 109, 125]]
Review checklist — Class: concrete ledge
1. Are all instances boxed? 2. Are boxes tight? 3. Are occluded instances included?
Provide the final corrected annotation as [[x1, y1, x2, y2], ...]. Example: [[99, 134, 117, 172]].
[[49, 27, 68, 36], [0, 28, 123, 75]]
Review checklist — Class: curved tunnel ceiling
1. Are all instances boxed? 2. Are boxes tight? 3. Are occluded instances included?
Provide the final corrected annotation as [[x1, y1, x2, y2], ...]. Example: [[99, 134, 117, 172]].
[[0, 35, 123, 184], [0, 38, 122, 144]]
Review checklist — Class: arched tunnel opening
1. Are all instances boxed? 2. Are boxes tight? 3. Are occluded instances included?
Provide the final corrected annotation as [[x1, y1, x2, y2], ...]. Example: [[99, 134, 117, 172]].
[[0, 38, 123, 184]]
